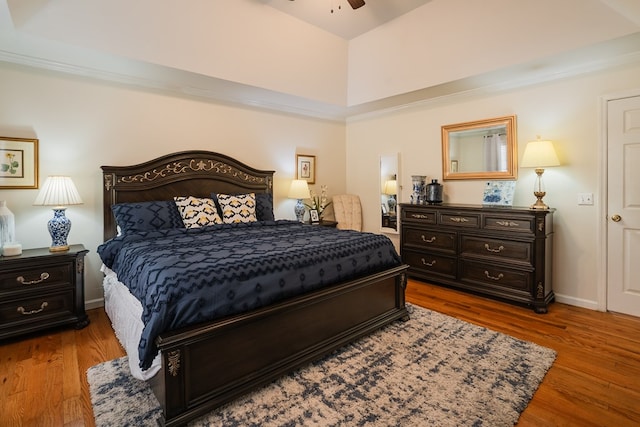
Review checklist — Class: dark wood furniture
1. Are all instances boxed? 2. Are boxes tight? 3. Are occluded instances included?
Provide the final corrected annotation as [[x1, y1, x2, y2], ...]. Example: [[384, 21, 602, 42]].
[[310, 219, 338, 227], [400, 203, 553, 313], [102, 151, 409, 427], [0, 245, 89, 340]]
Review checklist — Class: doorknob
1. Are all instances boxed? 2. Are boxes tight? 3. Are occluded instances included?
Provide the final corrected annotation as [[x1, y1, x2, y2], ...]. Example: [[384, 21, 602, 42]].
[[611, 214, 622, 222]]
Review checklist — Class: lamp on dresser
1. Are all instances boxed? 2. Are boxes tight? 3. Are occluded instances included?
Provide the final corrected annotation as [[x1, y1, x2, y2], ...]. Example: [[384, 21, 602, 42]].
[[288, 179, 311, 222], [33, 176, 83, 252], [383, 177, 398, 214], [521, 137, 560, 210]]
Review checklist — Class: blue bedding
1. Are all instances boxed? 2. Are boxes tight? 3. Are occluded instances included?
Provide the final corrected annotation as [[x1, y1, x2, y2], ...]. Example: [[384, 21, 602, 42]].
[[98, 220, 402, 369]]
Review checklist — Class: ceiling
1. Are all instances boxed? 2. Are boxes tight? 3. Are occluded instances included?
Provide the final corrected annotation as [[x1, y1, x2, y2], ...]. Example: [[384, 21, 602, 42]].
[[1, 0, 640, 121], [262, 0, 432, 39]]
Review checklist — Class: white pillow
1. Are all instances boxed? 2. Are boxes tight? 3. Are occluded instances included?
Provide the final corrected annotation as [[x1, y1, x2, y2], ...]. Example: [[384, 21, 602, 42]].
[[217, 193, 257, 224], [173, 196, 223, 229]]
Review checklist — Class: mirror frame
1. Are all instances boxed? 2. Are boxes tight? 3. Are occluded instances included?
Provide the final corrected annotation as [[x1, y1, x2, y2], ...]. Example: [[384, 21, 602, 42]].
[[380, 153, 399, 234], [441, 115, 518, 180]]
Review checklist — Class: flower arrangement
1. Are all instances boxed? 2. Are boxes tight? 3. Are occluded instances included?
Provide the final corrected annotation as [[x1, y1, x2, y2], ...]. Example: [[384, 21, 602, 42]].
[[305, 185, 332, 218]]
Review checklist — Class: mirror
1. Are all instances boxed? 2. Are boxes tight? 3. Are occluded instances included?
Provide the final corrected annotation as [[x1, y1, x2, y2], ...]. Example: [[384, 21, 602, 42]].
[[380, 153, 399, 233], [442, 115, 518, 180]]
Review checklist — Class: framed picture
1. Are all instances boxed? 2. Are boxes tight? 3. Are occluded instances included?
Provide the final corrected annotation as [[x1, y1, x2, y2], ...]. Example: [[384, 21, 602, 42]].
[[0, 137, 39, 189], [482, 180, 516, 206], [381, 203, 388, 214], [450, 160, 458, 173], [309, 209, 320, 223], [296, 154, 316, 184]]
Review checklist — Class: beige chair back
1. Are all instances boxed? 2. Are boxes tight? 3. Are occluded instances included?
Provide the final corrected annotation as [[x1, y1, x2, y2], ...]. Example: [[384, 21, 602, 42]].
[[332, 194, 363, 231]]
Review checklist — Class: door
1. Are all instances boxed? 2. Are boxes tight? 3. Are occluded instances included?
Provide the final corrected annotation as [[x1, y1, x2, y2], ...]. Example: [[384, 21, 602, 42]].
[[607, 95, 640, 316]]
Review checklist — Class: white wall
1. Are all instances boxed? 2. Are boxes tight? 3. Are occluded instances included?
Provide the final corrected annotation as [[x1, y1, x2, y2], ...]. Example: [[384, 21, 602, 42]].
[[347, 62, 640, 309], [0, 62, 346, 307]]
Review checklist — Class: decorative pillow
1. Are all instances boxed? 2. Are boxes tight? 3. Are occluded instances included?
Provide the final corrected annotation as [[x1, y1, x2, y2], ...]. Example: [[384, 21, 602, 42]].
[[211, 192, 274, 222], [216, 193, 257, 224], [112, 201, 184, 234], [173, 196, 223, 229]]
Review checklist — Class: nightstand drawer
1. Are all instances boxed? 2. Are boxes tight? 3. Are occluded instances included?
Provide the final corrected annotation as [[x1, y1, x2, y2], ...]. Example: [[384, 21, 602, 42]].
[[403, 227, 456, 253], [0, 263, 72, 292], [460, 235, 533, 266], [0, 289, 75, 326]]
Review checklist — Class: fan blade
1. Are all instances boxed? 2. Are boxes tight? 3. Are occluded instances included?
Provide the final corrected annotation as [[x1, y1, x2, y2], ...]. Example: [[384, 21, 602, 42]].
[[347, 0, 365, 9]]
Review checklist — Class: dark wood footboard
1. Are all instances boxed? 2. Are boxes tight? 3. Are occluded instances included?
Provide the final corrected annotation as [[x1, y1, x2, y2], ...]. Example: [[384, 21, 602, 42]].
[[150, 264, 409, 427]]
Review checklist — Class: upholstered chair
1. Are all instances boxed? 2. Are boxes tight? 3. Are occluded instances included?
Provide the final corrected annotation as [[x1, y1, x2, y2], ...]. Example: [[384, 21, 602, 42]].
[[332, 194, 363, 231]]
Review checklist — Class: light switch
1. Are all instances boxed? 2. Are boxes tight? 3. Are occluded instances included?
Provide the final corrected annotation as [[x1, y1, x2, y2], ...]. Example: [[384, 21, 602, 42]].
[[578, 193, 594, 205]]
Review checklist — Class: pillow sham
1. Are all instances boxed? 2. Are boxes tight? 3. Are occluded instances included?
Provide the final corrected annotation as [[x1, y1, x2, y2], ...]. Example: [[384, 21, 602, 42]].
[[216, 193, 257, 224], [211, 192, 274, 222], [174, 196, 223, 229], [112, 200, 184, 234]]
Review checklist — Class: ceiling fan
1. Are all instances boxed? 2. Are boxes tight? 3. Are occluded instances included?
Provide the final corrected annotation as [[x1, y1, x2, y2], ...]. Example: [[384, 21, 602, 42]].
[[288, 0, 365, 10]]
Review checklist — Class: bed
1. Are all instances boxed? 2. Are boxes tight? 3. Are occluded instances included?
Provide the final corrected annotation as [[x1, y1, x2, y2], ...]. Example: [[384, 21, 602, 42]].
[[99, 150, 409, 427]]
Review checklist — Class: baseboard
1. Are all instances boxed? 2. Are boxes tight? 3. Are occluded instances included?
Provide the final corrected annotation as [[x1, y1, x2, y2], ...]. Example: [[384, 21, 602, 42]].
[[554, 293, 600, 311], [85, 298, 105, 310]]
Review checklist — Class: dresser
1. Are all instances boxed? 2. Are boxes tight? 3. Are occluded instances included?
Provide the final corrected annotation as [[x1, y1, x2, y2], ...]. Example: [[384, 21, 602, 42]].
[[0, 244, 89, 340], [400, 204, 554, 313]]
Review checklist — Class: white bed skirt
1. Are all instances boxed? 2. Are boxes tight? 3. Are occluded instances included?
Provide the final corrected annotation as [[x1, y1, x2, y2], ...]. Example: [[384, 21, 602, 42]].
[[101, 265, 161, 381]]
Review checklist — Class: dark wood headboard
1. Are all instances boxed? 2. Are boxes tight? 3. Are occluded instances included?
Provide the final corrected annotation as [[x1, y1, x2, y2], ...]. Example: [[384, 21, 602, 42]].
[[101, 150, 275, 241]]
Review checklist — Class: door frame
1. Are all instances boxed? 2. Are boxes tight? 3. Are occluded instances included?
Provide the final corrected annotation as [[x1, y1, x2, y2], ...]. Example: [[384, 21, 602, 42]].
[[597, 88, 640, 311]]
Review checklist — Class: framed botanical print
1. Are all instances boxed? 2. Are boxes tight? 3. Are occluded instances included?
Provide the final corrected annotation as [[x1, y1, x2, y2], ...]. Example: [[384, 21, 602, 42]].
[[0, 137, 39, 189], [296, 154, 316, 184]]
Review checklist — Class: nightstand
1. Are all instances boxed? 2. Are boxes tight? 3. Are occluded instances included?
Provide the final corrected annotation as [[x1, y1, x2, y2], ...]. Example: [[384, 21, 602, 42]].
[[0, 244, 89, 340]]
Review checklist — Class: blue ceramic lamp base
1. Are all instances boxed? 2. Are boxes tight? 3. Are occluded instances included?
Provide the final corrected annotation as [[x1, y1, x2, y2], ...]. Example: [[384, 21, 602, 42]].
[[48, 208, 71, 252]]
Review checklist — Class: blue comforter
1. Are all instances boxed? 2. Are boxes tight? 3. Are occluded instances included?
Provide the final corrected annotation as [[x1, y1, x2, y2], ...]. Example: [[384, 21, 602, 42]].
[[98, 220, 402, 369]]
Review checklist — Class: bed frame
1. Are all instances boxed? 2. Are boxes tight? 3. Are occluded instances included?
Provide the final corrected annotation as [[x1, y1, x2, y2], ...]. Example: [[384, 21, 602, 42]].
[[102, 150, 409, 427]]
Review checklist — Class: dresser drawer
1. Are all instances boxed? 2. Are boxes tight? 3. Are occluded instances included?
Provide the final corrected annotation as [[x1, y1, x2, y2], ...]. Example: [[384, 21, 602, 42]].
[[460, 235, 533, 266], [438, 211, 480, 228], [0, 263, 72, 292], [0, 289, 75, 327], [484, 215, 535, 234], [459, 260, 531, 294], [401, 207, 437, 224], [403, 249, 457, 279], [402, 227, 456, 253]]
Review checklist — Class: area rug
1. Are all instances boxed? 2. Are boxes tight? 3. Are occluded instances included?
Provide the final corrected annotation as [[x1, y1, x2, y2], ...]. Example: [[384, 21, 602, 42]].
[[87, 304, 556, 426]]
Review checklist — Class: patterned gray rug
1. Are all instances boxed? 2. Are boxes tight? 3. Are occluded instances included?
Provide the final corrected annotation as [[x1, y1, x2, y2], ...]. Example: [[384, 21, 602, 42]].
[[87, 304, 556, 426]]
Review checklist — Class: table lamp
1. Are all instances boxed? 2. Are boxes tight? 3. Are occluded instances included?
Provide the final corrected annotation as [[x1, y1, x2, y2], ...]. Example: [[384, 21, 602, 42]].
[[521, 137, 560, 210], [288, 179, 310, 222], [383, 178, 398, 214], [33, 176, 83, 251]]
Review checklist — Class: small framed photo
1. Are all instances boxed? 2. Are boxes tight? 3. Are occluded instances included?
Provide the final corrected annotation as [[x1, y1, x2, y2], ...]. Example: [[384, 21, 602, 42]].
[[0, 137, 39, 189], [296, 154, 316, 184], [309, 209, 320, 223], [482, 181, 516, 206], [381, 203, 388, 214], [450, 160, 458, 173]]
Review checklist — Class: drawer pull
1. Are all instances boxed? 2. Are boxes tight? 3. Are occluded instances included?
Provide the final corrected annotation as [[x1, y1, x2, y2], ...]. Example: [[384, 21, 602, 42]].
[[411, 213, 430, 219], [421, 235, 436, 243], [484, 271, 504, 281], [17, 302, 49, 315], [17, 272, 50, 285], [484, 244, 505, 253], [496, 220, 519, 227], [421, 258, 436, 267], [449, 217, 469, 223]]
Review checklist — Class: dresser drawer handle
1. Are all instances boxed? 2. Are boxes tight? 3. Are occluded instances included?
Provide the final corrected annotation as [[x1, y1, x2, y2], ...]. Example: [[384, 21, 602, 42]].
[[421, 258, 436, 267], [17, 302, 49, 315], [484, 271, 504, 281], [496, 220, 519, 227], [449, 217, 469, 223], [421, 235, 436, 243], [17, 272, 51, 285], [411, 213, 430, 219], [484, 244, 505, 253]]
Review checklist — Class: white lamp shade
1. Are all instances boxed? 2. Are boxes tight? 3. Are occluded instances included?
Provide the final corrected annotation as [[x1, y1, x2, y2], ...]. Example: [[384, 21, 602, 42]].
[[34, 176, 83, 207], [383, 180, 397, 195], [521, 139, 560, 168], [288, 179, 311, 199]]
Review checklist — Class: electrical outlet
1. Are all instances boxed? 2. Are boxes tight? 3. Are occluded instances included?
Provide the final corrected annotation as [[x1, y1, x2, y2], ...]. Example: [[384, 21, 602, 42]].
[[578, 193, 594, 205]]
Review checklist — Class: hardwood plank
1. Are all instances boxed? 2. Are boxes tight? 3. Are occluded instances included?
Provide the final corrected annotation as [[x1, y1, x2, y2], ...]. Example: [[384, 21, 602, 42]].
[[1, 279, 639, 426]]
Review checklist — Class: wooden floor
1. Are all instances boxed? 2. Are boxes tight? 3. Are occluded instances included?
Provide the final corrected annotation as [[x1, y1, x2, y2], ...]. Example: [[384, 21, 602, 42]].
[[1, 279, 639, 426]]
